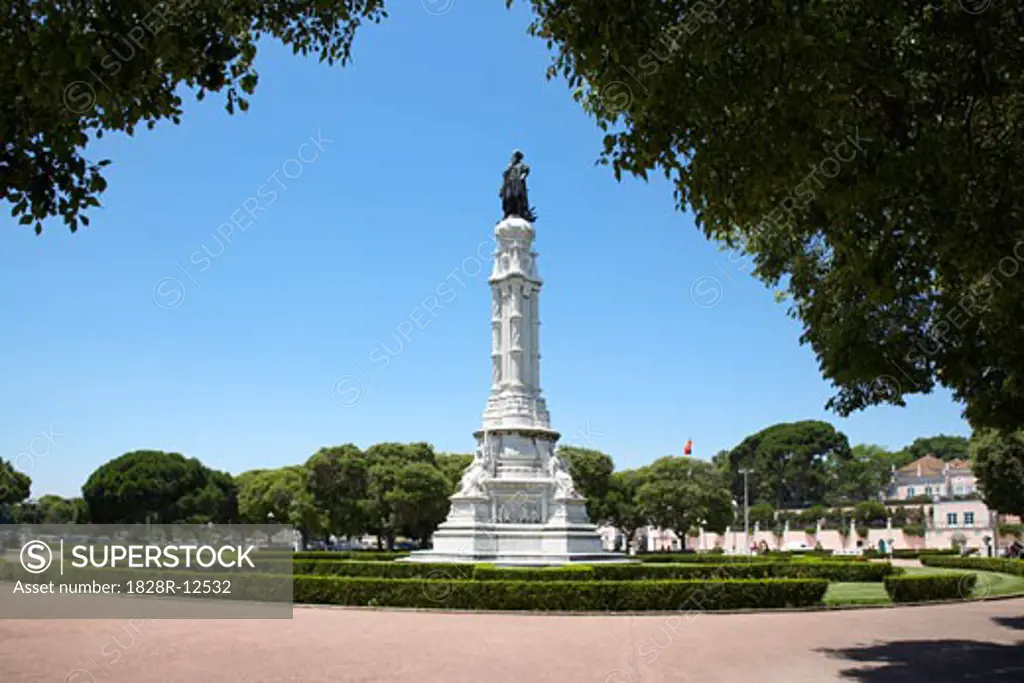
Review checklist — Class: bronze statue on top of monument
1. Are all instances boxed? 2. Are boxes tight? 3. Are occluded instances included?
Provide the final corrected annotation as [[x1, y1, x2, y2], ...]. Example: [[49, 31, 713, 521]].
[[500, 149, 537, 222]]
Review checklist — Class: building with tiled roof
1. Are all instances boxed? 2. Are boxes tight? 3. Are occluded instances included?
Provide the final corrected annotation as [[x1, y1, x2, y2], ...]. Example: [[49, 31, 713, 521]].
[[886, 455, 978, 501]]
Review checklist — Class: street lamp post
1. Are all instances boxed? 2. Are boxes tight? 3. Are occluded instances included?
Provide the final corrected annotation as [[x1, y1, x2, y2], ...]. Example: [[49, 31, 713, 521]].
[[739, 468, 751, 554]]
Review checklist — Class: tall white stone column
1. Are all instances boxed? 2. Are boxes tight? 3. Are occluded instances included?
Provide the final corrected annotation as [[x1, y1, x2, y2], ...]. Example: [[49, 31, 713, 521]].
[[405, 215, 626, 565]]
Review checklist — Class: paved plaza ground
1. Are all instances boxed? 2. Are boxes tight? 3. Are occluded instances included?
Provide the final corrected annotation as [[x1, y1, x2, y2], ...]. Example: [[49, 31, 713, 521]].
[[1, 597, 1022, 683]]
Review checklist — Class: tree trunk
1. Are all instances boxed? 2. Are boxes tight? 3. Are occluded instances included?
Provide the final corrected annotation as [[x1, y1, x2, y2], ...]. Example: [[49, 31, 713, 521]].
[[376, 535, 383, 550]]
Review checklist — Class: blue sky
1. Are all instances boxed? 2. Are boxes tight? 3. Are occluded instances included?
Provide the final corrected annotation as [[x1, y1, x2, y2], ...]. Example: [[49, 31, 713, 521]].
[[0, 2, 969, 497]]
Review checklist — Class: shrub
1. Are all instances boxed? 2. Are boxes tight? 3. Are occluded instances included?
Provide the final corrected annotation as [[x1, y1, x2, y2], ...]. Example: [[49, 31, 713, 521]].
[[475, 563, 778, 581], [805, 526, 818, 536], [856, 525, 870, 538], [854, 501, 888, 525], [472, 565, 598, 581], [291, 576, 829, 611], [901, 524, 925, 537], [292, 551, 409, 562], [638, 554, 791, 564], [289, 559, 892, 583], [293, 560, 470, 580], [884, 574, 975, 603], [773, 561, 897, 582], [747, 503, 775, 527], [888, 548, 956, 559], [763, 550, 839, 559], [919, 556, 1024, 577]]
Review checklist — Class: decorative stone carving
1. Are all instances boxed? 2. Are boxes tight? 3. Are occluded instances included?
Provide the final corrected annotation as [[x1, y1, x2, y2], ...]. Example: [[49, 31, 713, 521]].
[[549, 452, 580, 499], [455, 444, 494, 498]]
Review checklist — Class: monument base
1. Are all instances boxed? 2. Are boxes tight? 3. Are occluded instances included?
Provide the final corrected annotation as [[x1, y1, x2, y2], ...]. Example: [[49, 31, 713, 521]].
[[402, 496, 632, 566], [404, 526, 631, 565]]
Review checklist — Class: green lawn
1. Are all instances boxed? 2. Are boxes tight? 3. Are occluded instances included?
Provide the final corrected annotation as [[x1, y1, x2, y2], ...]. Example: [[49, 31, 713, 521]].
[[902, 565, 1024, 597], [824, 582, 890, 605], [825, 565, 1024, 606]]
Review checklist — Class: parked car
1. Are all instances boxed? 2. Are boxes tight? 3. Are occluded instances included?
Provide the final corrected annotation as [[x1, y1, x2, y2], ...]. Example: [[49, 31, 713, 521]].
[[394, 540, 421, 551]]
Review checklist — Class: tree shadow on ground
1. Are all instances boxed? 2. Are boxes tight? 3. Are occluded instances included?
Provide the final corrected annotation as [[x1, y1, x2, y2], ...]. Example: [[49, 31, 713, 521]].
[[992, 615, 1024, 631], [820, 639, 1024, 681]]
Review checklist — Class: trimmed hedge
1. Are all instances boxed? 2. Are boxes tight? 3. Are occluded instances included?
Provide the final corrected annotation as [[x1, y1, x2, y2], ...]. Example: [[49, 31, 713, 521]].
[[292, 575, 829, 611], [291, 551, 410, 562], [862, 548, 960, 560], [470, 564, 775, 581], [638, 554, 793, 564], [291, 560, 896, 583], [483, 561, 892, 582], [293, 560, 472, 580], [472, 565, 602, 581], [772, 562, 897, 582], [895, 549, 958, 559], [920, 556, 1024, 576], [884, 574, 975, 603]]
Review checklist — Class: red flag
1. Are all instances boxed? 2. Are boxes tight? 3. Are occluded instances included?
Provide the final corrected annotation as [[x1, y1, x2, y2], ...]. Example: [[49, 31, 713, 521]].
[[684, 439, 693, 455]]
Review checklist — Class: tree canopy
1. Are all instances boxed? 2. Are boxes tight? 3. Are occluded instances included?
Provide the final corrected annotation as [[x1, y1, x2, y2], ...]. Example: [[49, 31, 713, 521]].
[[604, 468, 650, 549], [522, 0, 1024, 430], [637, 456, 734, 537], [82, 450, 237, 523], [237, 465, 324, 541], [970, 429, 1024, 517], [560, 445, 615, 522], [0, 458, 31, 507], [832, 444, 899, 503], [435, 452, 474, 493], [3, 0, 386, 234], [717, 420, 853, 508], [305, 444, 369, 538], [898, 435, 970, 463]]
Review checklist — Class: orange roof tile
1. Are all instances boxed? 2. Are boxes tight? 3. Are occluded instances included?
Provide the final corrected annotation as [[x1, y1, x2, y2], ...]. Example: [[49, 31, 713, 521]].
[[898, 455, 945, 476]]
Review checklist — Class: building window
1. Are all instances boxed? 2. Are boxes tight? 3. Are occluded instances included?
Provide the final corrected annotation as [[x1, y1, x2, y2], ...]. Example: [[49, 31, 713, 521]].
[[964, 512, 975, 526], [907, 487, 915, 498], [925, 486, 933, 497], [947, 513, 958, 526]]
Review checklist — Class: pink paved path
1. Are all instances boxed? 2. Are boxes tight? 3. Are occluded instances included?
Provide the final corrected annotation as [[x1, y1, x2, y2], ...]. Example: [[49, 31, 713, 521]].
[[2, 599, 1023, 683]]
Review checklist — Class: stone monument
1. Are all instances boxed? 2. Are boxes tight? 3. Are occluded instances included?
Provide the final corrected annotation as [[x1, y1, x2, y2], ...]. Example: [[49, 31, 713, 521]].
[[404, 152, 627, 565]]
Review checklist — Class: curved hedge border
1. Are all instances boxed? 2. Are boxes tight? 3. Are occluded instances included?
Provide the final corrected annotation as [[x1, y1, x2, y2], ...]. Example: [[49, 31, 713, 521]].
[[295, 560, 473, 580], [638, 554, 792, 564], [291, 551, 409, 562], [863, 548, 959, 560], [919, 556, 1024, 576], [291, 560, 896, 582], [884, 574, 975, 603], [293, 576, 828, 611]]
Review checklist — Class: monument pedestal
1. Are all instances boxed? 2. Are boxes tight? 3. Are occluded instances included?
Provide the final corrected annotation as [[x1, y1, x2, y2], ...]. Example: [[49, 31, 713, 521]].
[[404, 215, 629, 566]]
